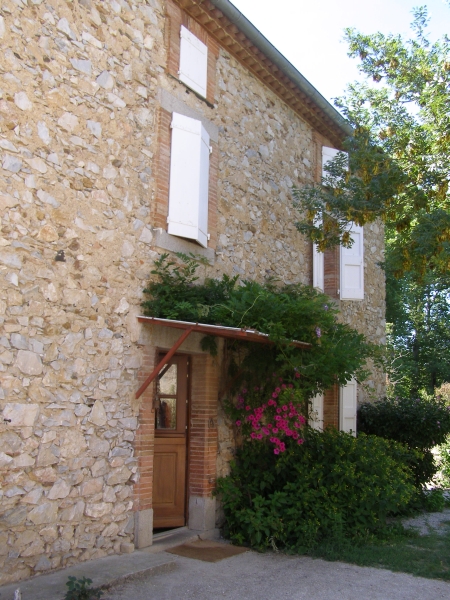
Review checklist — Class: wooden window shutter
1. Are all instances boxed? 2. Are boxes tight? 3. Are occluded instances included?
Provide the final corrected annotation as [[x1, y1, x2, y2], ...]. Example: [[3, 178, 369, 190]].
[[340, 224, 364, 300], [340, 378, 357, 435], [310, 394, 324, 431], [312, 218, 324, 291], [168, 112, 210, 248], [179, 25, 208, 98]]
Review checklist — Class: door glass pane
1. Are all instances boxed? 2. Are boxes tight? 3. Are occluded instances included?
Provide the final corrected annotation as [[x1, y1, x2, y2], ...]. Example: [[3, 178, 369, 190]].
[[158, 364, 177, 395], [156, 397, 177, 430]]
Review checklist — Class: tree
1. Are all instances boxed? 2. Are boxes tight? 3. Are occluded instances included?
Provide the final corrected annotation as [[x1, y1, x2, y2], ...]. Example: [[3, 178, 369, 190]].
[[385, 264, 450, 396], [293, 6, 450, 280]]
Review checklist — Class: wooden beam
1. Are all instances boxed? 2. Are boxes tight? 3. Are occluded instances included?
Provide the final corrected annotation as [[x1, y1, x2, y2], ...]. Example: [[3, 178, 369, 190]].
[[135, 326, 194, 399]]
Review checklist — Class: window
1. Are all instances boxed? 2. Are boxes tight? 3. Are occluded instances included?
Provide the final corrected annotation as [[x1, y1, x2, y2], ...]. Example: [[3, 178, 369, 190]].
[[168, 112, 211, 248], [340, 378, 357, 435], [321, 146, 340, 178], [312, 219, 324, 291], [179, 25, 208, 98], [340, 224, 364, 300]]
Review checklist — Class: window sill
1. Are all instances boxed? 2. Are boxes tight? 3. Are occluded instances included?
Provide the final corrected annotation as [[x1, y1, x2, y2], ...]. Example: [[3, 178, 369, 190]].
[[153, 229, 215, 265]]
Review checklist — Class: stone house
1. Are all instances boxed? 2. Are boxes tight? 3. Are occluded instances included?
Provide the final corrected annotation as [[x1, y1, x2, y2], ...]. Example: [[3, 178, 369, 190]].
[[0, 0, 386, 586]]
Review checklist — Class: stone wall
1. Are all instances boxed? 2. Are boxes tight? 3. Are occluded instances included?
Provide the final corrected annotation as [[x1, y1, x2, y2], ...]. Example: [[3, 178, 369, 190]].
[[0, 0, 385, 585], [0, 0, 166, 585]]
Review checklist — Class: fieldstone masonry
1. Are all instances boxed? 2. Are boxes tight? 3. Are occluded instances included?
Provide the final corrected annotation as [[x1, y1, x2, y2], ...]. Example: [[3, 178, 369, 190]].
[[0, 0, 385, 585]]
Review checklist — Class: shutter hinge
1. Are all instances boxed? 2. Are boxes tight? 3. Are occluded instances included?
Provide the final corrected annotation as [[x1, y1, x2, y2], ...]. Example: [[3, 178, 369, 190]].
[[209, 146, 212, 155], [207, 233, 210, 241], [167, 217, 170, 224]]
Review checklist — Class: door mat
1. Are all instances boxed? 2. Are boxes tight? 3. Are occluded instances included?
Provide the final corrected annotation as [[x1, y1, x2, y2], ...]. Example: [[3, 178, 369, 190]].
[[167, 539, 248, 562]]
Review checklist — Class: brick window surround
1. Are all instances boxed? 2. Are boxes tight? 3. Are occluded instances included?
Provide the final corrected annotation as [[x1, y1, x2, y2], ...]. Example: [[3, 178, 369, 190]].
[[165, 0, 219, 105], [153, 107, 218, 250], [152, 1, 219, 252]]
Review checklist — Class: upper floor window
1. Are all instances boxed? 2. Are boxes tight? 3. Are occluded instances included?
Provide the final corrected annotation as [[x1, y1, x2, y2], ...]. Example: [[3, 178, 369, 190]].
[[179, 25, 208, 98], [168, 112, 211, 248]]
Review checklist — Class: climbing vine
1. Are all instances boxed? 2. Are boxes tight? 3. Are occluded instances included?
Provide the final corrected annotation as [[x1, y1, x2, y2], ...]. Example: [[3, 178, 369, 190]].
[[142, 253, 382, 401]]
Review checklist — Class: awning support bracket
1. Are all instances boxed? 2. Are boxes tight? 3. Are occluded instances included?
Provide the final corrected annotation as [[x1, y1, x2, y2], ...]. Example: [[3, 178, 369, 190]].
[[135, 326, 194, 399]]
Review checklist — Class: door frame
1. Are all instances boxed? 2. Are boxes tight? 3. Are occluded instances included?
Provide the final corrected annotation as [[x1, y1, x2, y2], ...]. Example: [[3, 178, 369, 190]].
[[153, 351, 191, 529]]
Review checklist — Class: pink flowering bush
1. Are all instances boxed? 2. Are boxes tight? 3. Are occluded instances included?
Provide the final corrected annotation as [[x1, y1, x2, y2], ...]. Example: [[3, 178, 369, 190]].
[[227, 373, 307, 455]]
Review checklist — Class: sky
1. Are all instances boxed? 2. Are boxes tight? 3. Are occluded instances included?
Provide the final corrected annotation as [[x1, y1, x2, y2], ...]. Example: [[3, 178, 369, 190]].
[[229, 0, 450, 107]]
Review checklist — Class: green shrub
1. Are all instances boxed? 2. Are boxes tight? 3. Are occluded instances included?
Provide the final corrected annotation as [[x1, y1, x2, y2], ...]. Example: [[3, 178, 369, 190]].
[[358, 396, 450, 487], [421, 488, 446, 512], [215, 428, 415, 552]]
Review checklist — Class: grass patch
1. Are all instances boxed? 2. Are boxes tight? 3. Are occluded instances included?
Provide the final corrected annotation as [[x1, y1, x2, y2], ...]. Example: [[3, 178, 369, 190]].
[[308, 524, 450, 580]]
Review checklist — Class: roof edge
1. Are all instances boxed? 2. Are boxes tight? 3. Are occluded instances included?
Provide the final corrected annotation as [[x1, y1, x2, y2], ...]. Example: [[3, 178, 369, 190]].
[[209, 0, 353, 138]]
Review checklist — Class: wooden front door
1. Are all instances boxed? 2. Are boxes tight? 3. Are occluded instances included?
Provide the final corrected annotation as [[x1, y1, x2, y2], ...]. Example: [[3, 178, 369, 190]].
[[153, 355, 189, 528]]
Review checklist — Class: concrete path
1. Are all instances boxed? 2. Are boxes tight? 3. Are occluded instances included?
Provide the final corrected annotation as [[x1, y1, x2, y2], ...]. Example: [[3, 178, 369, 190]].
[[2, 524, 450, 600], [103, 551, 450, 600]]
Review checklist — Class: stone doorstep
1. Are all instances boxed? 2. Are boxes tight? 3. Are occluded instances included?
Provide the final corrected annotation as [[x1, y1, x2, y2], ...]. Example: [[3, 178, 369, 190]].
[[0, 528, 220, 600]]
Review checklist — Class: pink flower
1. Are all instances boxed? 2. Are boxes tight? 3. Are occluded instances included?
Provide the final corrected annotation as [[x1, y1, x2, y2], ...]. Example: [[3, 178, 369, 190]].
[[293, 432, 299, 440], [282, 384, 287, 389], [242, 388, 247, 394], [282, 405, 288, 411], [274, 448, 280, 455], [257, 433, 263, 440], [288, 384, 293, 389], [272, 392, 279, 398], [276, 408, 282, 414], [295, 372, 300, 378], [246, 406, 251, 411], [275, 387, 281, 393], [235, 420, 241, 427], [272, 427, 279, 434], [267, 423, 273, 429], [250, 432, 257, 439], [262, 427, 270, 435], [297, 439, 304, 445]]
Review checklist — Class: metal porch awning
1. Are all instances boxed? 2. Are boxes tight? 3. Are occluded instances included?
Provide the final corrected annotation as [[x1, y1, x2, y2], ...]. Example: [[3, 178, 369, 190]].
[[135, 316, 311, 399]]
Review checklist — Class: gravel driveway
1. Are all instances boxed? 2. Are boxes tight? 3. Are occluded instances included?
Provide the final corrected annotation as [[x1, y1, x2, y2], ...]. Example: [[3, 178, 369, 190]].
[[103, 549, 450, 600]]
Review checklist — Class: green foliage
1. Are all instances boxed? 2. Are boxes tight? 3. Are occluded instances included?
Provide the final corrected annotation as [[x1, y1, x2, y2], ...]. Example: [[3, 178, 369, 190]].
[[421, 488, 446, 513], [64, 577, 102, 600], [438, 435, 450, 488], [385, 262, 450, 396], [142, 253, 380, 398], [215, 428, 415, 552], [358, 396, 450, 486], [293, 7, 450, 279]]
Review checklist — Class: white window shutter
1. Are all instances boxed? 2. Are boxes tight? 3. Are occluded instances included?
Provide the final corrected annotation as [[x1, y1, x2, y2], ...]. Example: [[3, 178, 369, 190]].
[[179, 26, 208, 98], [310, 394, 324, 431], [168, 112, 210, 248], [312, 218, 324, 291], [322, 146, 340, 178], [340, 224, 364, 300], [340, 378, 357, 436]]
